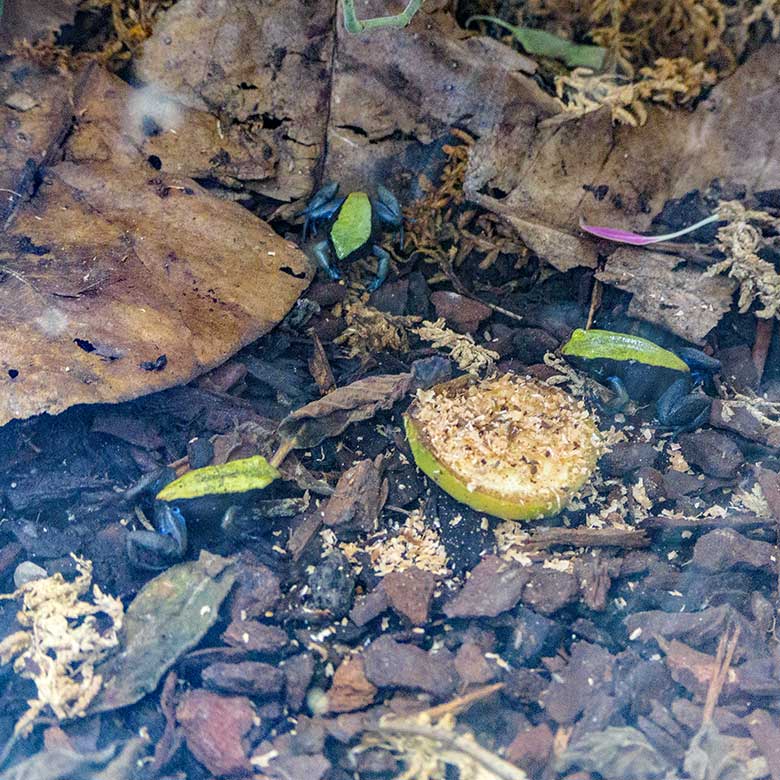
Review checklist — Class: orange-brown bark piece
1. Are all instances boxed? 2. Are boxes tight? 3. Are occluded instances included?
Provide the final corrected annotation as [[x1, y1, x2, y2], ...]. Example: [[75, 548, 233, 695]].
[[327, 656, 377, 713]]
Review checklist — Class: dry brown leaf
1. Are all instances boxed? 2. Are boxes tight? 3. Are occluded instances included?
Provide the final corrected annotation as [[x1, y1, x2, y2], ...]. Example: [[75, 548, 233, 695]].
[[324, 4, 547, 190], [134, 0, 334, 203], [596, 248, 738, 342], [278, 372, 413, 449], [0, 0, 81, 50], [0, 61, 311, 427], [0, 60, 74, 226], [466, 44, 780, 275]]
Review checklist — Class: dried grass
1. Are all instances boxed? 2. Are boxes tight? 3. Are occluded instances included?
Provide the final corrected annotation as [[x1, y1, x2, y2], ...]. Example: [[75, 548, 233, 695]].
[[705, 201, 780, 319], [487, 0, 780, 124], [415, 318, 499, 375], [0, 556, 124, 738], [335, 296, 421, 358]]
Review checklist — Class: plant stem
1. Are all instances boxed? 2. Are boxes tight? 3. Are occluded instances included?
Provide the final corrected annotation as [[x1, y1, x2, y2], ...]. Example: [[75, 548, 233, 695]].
[[341, 0, 421, 33]]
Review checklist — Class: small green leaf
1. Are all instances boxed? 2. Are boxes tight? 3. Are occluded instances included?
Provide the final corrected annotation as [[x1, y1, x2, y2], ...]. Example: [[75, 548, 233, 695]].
[[156, 455, 280, 502], [467, 16, 605, 70], [331, 191, 372, 260], [90, 552, 237, 714], [562, 329, 690, 372]]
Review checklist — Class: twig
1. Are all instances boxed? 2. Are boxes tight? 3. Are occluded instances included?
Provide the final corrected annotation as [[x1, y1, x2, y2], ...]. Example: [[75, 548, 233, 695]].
[[167, 454, 189, 476], [444, 262, 524, 323], [134, 506, 155, 532], [752, 317, 774, 382], [270, 436, 297, 469], [418, 682, 504, 721], [472, 296, 524, 323], [701, 625, 740, 725], [585, 278, 602, 330], [525, 526, 649, 549], [642, 512, 775, 531]]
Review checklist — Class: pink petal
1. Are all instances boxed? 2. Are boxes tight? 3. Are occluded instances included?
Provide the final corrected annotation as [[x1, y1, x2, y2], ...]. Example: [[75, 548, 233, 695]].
[[579, 214, 720, 246], [579, 222, 663, 245]]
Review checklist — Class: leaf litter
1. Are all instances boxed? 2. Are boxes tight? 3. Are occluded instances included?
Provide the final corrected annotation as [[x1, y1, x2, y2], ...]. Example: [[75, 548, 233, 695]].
[[2, 0, 780, 778], [0, 60, 311, 427]]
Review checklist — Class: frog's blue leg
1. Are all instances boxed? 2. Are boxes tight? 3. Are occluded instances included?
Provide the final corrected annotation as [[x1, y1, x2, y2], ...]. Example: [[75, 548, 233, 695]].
[[656, 377, 711, 433], [312, 240, 341, 280], [677, 347, 720, 393], [298, 182, 343, 241], [303, 196, 345, 241], [126, 505, 188, 570], [375, 184, 404, 246], [158, 504, 188, 552], [677, 348, 721, 374], [367, 245, 391, 291], [601, 376, 630, 412]]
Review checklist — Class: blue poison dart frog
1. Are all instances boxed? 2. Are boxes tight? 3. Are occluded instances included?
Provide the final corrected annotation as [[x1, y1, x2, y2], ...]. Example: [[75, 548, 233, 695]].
[[298, 181, 403, 291], [561, 328, 720, 431]]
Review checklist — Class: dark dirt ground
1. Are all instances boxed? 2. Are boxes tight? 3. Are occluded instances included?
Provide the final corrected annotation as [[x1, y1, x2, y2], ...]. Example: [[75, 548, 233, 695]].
[[1, 2, 780, 780]]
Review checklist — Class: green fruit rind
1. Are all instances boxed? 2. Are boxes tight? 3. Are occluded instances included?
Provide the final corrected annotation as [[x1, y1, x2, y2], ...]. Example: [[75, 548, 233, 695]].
[[404, 415, 562, 520], [331, 191, 372, 260], [403, 374, 602, 522], [561, 328, 689, 373]]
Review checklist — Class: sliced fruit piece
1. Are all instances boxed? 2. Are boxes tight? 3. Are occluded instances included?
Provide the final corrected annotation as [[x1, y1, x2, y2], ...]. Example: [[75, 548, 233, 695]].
[[404, 374, 602, 520]]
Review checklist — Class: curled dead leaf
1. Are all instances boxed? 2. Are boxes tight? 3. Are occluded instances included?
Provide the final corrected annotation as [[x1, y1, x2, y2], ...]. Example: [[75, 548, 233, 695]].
[[278, 373, 413, 449]]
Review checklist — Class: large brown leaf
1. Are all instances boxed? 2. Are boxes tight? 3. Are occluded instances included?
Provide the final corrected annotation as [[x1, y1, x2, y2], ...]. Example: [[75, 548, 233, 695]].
[[323, 2, 544, 190], [0, 0, 81, 49], [133, 0, 335, 203], [0, 63, 312, 426], [465, 44, 780, 270], [133, 0, 544, 202]]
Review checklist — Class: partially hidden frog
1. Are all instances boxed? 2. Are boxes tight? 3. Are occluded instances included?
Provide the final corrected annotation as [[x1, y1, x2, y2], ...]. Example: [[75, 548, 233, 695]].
[[127, 496, 312, 570], [298, 181, 403, 291], [561, 328, 720, 431], [125, 455, 287, 569], [126, 498, 253, 570]]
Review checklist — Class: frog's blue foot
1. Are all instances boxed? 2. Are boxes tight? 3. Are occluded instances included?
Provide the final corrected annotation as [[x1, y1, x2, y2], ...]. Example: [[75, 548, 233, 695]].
[[367, 245, 391, 291], [299, 182, 345, 241], [312, 239, 341, 280], [375, 184, 404, 246], [677, 348, 721, 374], [127, 504, 188, 570], [656, 377, 711, 433]]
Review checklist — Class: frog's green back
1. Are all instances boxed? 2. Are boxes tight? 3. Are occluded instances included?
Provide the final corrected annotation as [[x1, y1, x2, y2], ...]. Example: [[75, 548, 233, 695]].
[[331, 191, 372, 260], [562, 329, 689, 372]]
